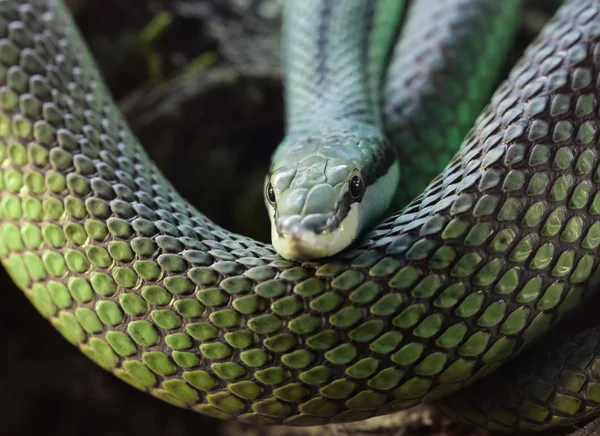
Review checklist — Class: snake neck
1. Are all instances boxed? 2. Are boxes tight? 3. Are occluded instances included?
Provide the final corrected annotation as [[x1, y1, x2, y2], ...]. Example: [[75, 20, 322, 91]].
[[280, 0, 406, 136], [265, 0, 405, 260]]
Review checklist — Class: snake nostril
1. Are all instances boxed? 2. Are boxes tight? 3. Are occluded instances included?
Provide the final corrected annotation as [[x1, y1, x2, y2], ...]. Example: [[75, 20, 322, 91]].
[[278, 215, 302, 233], [301, 214, 329, 233]]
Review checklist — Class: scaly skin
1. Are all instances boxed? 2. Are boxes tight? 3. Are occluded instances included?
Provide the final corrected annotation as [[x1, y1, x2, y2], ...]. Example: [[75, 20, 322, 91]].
[[2, 0, 600, 433], [267, 1, 404, 260], [384, 0, 523, 208]]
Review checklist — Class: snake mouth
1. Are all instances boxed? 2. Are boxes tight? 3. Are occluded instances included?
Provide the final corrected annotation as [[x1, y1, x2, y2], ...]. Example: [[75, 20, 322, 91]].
[[270, 205, 360, 260], [276, 211, 344, 236]]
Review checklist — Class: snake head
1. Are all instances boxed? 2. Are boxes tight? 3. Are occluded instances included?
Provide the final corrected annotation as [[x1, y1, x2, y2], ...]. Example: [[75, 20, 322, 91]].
[[265, 127, 399, 260]]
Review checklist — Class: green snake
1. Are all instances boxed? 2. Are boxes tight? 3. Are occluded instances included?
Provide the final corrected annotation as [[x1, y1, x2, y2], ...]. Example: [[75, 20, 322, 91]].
[[3, 0, 600, 432]]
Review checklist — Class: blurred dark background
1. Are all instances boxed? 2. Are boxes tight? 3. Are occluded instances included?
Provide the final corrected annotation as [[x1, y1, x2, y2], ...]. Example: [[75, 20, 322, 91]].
[[0, 1, 575, 435]]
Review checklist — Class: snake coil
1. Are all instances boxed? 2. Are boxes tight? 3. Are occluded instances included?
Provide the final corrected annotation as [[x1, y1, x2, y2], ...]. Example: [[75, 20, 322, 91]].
[[2, 0, 600, 433]]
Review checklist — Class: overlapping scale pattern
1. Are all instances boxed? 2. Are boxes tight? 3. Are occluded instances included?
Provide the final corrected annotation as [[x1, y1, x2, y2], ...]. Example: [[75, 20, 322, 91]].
[[1, 0, 600, 432], [384, 0, 522, 207], [443, 326, 600, 432]]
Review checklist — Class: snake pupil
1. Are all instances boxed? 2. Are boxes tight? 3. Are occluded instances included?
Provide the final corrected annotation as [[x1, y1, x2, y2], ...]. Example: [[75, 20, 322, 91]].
[[350, 175, 365, 200], [266, 182, 276, 205]]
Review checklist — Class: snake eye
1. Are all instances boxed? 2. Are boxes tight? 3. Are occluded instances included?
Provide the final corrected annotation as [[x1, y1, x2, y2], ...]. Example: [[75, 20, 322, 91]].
[[350, 175, 365, 201], [266, 181, 276, 205]]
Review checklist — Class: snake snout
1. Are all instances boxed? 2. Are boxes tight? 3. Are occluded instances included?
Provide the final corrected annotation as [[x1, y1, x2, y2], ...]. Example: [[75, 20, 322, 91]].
[[277, 213, 336, 237]]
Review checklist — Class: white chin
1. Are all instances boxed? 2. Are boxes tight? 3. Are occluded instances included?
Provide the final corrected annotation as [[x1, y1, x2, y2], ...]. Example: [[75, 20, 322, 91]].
[[271, 203, 361, 261]]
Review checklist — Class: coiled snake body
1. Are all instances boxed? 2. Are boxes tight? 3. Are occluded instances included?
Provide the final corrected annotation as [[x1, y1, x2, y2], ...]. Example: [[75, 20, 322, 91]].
[[2, 0, 600, 432]]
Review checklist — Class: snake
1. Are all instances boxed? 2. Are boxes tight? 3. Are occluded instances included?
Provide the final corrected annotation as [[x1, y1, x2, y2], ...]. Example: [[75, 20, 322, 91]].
[[2, 0, 600, 433]]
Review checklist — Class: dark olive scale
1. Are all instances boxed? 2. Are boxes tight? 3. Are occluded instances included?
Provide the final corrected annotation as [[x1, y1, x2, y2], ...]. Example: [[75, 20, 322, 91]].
[[4, 0, 600, 433]]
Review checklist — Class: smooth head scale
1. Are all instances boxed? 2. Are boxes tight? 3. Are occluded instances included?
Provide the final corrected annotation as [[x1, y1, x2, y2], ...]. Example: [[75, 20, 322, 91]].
[[265, 123, 400, 260]]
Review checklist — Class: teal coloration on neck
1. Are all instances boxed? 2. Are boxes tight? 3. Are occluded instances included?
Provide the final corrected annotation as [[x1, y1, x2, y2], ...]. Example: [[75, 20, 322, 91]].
[[266, 0, 406, 260]]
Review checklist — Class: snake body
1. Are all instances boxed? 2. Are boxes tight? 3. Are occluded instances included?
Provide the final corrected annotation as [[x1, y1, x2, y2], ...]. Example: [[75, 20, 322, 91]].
[[2, 0, 600, 433], [267, 0, 404, 260]]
